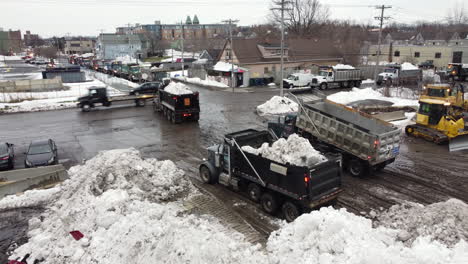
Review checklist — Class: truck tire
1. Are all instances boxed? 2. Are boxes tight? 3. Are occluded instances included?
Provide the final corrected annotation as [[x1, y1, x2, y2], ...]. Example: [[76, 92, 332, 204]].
[[348, 158, 369, 177], [171, 112, 177, 124], [355, 81, 362, 88], [247, 183, 263, 203], [135, 99, 146, 107], [282, 201, 301, 222], [261, 193, 279, 215], [349, 81, 355, 88], [319, 83, 327, 90], [199, 165, 216, 184], [81, 103, 91, 112], [343, 81, 349, 88]]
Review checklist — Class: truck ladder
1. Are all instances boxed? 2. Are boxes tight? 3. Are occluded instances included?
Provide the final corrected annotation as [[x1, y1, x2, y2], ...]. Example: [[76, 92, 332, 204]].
[[231, 139, 267, 187]]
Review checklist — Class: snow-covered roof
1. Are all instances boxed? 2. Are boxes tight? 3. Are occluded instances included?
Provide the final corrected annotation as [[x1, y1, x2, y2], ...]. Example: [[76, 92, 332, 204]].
[[213, 61, 239, 72]]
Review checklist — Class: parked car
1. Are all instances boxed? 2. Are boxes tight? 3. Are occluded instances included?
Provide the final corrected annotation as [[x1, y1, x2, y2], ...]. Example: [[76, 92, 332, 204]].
[[129, 82, 162, 95], [25, 139, 58, 168], [0, 142, 15, 170]]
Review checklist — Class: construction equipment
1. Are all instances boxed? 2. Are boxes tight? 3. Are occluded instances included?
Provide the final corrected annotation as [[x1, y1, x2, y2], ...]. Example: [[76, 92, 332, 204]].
[[405, 83, 468, 151]]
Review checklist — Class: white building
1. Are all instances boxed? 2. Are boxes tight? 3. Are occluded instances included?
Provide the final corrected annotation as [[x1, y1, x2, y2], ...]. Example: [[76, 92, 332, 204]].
[[96, 34, 148, 60]]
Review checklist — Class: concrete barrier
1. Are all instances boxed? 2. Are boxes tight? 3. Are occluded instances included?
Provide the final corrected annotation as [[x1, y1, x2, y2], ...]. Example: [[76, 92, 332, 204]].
[[0, 79, 64, 92], [0, 165, 68, 198]]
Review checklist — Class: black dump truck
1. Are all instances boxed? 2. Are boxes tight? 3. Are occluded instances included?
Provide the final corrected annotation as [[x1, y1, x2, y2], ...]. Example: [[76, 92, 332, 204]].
[[153, 88, 200, 123], [77, 87, 153, 112], [199, 129, 342, 222]]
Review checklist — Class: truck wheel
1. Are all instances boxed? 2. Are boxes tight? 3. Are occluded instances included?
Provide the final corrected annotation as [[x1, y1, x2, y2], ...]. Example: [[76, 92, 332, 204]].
[[405, 126, 414, 136], [349, 158, 369, 177], [135, 99, 146, 107], [261, 193, 279, 215], [81, 104, 91, 112], [247, 183, 263, 202], [374, 163, 386, 172], [282, 201, 301, 222], [355, 81, 362, 88], [199, 165, 215, 184], [319, 83, 327, 90], [349, 81, 355, 88], [343, 81, 349, 88], [171, 112, 176, 124]]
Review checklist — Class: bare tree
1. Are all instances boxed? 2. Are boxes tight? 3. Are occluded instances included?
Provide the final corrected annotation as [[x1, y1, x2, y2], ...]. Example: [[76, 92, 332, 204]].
[[270, 0, 330, 37], [34, 47, 58, 59], [446, 1, 468, 25]]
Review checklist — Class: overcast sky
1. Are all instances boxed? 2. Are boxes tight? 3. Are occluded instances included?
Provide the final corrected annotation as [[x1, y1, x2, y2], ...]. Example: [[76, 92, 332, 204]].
[[0, 0, 461, 37]]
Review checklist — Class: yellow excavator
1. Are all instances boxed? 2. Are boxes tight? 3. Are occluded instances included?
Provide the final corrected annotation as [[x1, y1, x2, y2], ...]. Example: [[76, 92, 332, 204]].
[[405, 83, 468, 151]]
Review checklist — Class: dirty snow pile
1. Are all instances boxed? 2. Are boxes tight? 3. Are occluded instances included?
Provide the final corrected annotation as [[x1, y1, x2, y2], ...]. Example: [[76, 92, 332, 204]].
[[332, 64, 355, 70], [374, 199, 468, 247], [401, 62, 419, 70], [423, 70, 441, 83], [164, 81, 193, 95], [257, 96, 298, 116], [0, 98, 78, 114], [327, 87, 419, 107], [242, 134, 327, 167], [8, 149, 266, 264], [174, 75, 229, 88], [267, 206, 468, 264]]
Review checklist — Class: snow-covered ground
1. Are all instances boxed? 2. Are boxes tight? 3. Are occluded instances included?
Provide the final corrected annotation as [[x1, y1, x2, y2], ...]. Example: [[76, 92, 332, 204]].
[[164, 82, 193, 95], [174, 75, 229, 88], [256, 96, 298, 116], [168, 70, 188, 78], [327, 87, 419, 107], [2, 148, 467, 263], [0, 55, 22, 61], [0, 72, 43, 81], [242, 134, 327, 167], [0, 73, 124, 113], [86, 70, 139, 89]]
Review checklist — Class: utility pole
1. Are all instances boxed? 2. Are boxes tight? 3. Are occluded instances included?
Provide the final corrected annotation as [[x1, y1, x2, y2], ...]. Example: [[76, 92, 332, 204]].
[[373, 5, 392, 85], [181, 21, 185, 76], [272, 0, 291, 97], [222, 18, 239, 92]]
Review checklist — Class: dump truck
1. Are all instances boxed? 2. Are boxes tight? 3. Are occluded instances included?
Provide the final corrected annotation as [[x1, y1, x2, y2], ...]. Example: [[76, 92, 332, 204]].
[[120, 63, 139, 80], [447, 63, 468, 83], [311, 66, 364, 90], [199, 129, 342, 222], [77, 87, 153, 112], [377, 63, 422, 86], [153, 87, 200, 123], [405, 83, 468, 151], [269, 95, 401, 177]]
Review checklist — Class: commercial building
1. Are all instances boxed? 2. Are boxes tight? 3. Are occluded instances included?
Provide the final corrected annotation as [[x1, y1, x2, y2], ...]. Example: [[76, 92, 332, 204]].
[[0, 29, 22, 54], [64, 38, 95, 55]]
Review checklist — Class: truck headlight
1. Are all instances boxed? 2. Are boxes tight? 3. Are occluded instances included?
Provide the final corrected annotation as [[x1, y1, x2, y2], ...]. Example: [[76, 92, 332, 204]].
[[48, 156, 55, 164], [25, 160, 32, 166]]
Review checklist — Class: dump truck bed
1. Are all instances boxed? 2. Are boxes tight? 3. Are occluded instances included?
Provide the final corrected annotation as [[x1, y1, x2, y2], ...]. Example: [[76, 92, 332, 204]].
[[296, 100, 401, 165]]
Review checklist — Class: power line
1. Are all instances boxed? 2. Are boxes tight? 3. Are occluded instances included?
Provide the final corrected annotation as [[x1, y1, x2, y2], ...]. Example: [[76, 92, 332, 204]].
[[222, 18, 239, 92], [373, 4, 392, 85]]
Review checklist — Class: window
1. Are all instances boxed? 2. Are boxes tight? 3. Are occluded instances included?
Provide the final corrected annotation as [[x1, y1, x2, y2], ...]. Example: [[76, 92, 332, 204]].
[[435, 52, 441, 59], [272, 65, 276, 73], [394, 51, 400, 57], [415, 52, 420, 58], [264, 67, 269, 74]]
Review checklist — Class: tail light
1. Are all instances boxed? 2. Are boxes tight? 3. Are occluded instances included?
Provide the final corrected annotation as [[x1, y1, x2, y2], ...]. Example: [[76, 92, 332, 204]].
[[172, 96, 178, 101], [374, 140, 380, 149], [1, 156, 9, 160], [304, 173, 310, 187], [183, 113, 192, 117]]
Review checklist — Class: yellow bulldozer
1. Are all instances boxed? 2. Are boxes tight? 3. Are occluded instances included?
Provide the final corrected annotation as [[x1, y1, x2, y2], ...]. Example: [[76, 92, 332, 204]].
[[405, 83, 468, 151]]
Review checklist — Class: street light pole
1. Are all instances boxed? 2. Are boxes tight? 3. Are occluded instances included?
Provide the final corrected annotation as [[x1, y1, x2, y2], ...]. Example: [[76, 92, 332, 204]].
[[181, 21, 185, 77], [373, 5, 392, 85], [272, 0, 291, 97], [222, 19, 239, 92]]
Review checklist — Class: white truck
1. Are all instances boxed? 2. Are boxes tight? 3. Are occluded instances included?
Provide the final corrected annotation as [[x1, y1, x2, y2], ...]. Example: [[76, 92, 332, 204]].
[[283, 73, 314, 88], [376, 63, 422, 86], [311, 65, 364, 90]]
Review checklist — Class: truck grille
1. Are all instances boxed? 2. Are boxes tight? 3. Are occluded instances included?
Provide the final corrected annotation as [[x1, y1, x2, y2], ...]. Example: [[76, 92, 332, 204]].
[[312, 79, 317, 84]]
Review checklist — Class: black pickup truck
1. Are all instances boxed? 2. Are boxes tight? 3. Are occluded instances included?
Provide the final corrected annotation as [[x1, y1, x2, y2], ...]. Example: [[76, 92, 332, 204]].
[[77, 87, 153, 112], [153, 88, 200, 123], [199, 129, 342, 222]]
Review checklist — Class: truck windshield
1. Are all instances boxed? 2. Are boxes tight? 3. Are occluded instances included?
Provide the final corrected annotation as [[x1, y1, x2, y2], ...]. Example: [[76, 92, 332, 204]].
[[287, 75, 296, 80], [384, 69, 396, 73], [319, 71, 328, 77], [427, 88, 446, 97], [419, 102, 444, 115]]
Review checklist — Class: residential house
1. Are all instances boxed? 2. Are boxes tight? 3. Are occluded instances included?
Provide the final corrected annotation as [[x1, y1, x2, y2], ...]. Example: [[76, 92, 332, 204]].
[[64, 38, 95, 55], [96, 33, 148, 60], [216, 38, 343, 86]]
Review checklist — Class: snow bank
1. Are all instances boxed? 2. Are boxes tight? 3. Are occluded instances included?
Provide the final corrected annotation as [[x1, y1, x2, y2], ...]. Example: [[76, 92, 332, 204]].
[[87, 70, 139, 88], [0, 55, 22, 61], [256, 96, 298, 116], [115, 54, 136, 64], [0, 98, 77, 113], [164, 81, 193, 95], [214, 61, 238, 72], [174, 76, 229, 88], [333, 64, 355, 70], [401, 62, 419, 70], [327, 88, 419, 107], [267, 206, 468, 264], [374, 199, 468, 247], [242, 134, 327, 167]]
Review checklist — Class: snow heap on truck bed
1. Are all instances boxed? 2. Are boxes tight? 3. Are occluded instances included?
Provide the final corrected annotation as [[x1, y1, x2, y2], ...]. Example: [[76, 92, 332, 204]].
[[242, 134, 327, 167], [164, 81, 193, 95], [256, 96, 298, 116], [401, 62, 419, 70], [332, 64, 355, 70]]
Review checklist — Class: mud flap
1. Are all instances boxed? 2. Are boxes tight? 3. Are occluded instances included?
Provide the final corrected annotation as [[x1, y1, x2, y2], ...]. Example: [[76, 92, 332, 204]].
[[449, 135, 468, 152]]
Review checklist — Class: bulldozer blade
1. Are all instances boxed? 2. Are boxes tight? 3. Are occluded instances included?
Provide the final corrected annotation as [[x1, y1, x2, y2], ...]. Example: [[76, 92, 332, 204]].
[[449, 135, 468, 152]]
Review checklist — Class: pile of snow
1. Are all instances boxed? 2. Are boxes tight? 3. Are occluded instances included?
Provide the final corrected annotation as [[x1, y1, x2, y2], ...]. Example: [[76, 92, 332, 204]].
[[327, 88, 419, 107], [214, 61, 238, 72], [115, 54, 136, 64], [242, 134, 327, 167], [87, 70, 139, 88], [401, 62, 419, 70], [374, 199, 468, 246], [0, 55, 22, 61], [390, 112, 416, 129], [164, 82, 193, 95], [256, 96, 298, 116], [267, 206, 468, 263], [164, 49, 200, 59], [174, 76, 229, 88], [81, 53, 94, 59], [423, 70, 441, 83], [332, 64, 355, 70], [0, 98, 78, 114]]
